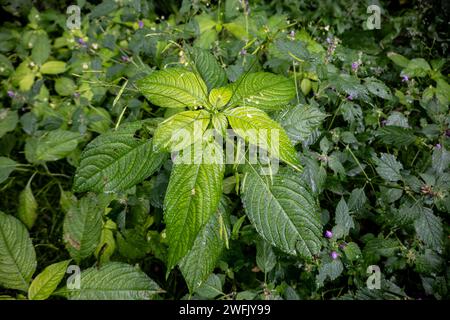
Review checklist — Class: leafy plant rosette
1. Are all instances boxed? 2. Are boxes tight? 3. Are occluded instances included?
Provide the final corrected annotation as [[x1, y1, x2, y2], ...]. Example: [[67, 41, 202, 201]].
[[71, 48, 322, 292]]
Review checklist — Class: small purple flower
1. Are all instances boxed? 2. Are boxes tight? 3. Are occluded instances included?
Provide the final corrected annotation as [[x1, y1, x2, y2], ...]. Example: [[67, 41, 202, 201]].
[[121, 55, 130, 62], [7, 90, 15, 98], [326, 37, 332, 44], [401, 74, 409, 82], [324, 230, 333, 239], [138, 20, 144, 29], [436, 143, 442, 150], [339, 242, 347, 249], [351, 61, 359, 71], [347, 93, 354, 101], [381, 119, 387, 126], [77, 38, 87, 47], [330, 251, 339, 260], [239, 48, 247, 56]]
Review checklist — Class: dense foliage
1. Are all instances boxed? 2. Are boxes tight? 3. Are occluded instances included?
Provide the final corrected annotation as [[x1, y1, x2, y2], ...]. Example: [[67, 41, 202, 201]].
[[0, 0, 449, 300]]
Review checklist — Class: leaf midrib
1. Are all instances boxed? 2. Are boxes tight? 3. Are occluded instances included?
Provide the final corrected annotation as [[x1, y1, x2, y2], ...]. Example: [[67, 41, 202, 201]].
[[0, 217, 29, 290]]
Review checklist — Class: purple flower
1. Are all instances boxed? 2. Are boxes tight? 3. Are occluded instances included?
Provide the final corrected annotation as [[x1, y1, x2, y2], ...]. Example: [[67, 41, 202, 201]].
[[77, 38, 87, 47], [351, 61, 359, 71], [436, 143, 442, 149], [324, 230, 333, 239], [339, 242, 347, 249], [401, 75, 409, 82], [289, 30, 295, 39], [381, 119, 387, 126], [138, 20, 144, 29], [7, 90, 15, 98], [239, 48, 247, 56], [121, 55, 130, 62], [330, 251, 339, 260], [326, 37, 332, 44], [347, 93, 354, 101]]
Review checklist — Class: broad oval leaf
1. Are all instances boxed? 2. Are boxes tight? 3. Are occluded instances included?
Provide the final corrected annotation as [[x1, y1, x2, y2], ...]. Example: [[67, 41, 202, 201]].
[[17, 181, 38, 229], [24, 129, 82, 164], [153, 110, 210, 152], [137, 68, 208, 109], [274, 104, 327, 145], [74, 121, 166, 193], [226, 106, 300, 169], [374, 153, 403, 182], [179, 197, 230, 292], [164, 141, 224, 271], [190, 47, 228, 91], [40, 61, 66, 74], [0, 211, 37, 292], [241, 166, 322, 258], [56, 262, 161, 300], [28, 259, 71, 300], [0, 109, 18, 138], [63, 194, 112, 263], [0, 157, 17, 184], [228, 72, 296, 110], [414, 207, 444, 253]]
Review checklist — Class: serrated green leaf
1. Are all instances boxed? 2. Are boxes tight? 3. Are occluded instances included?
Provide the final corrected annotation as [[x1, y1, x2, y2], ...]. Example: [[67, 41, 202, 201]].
[[317, 259, 343, 286], [432, 147, 450, 174], [56, 262, 161, 300], [365, 77, 392, 100], [414, 208, 443, 252], [165, 141, 224, 271], [17, 181, 38, 229], [343, 242, 361, 261], [31, 32, 50, 65], [226, 106, 300, 169], [328, 73, 368, 100], [63, 194, 111, 263], [25, 129, 82, 164], [241, 166, 322, 258], [74, 121, 165, 193], [374, 153, 403, 182], [194, 273, 223, 299], [28, 260, 71, 300], [376, 126, 416, 147], [179, 197, 230, 292], [153, 110, 210, 152], [228, 72, 295, 110], [0, 157, 17, 184], [256, 239, 276, 273], [348, 188, 366, 211], [137, 68, 208, 108], [190, 47, 227, 91], [333, 198, 354, 238], [274, 104, 327, 145], [0, 211, 37, 292], [0, 109, 18, 138]]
